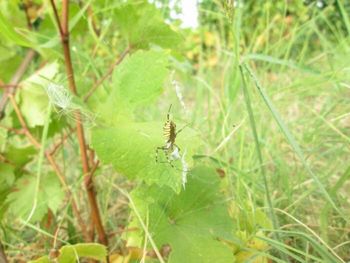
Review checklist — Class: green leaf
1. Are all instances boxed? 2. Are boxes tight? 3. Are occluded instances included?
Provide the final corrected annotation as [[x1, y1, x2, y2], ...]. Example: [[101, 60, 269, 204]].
[[19, 62, 59, 127], [57, 243, 107, 263], [114, 1, 181, 49], [98, 50, 169, 124], [130, 166, 236, 263], [3, 145, 36, 168], [6, 172, 64, 222], [91, 122, 199, 193], [0, 12, 32, 47]]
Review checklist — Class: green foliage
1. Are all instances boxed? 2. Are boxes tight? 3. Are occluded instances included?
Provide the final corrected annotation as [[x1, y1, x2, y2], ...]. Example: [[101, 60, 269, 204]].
[[92, 48, 200, 192], [92, 122, 198, 193], [6, 172, 64, 223], [2, 145, 36, 169], [30, 243, 107, 263], [96, 50, 169, 124], [0, 163, 15, 205], [19, 62, 59, 127], [0, 11, 32, 47], [1, 0, 349, 261], [129, 166, 236, 262], [114, 1, 182, 49]]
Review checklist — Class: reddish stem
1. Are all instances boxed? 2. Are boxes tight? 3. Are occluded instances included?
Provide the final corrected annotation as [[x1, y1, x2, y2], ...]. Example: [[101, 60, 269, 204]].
[[50, 0, 108, 246]]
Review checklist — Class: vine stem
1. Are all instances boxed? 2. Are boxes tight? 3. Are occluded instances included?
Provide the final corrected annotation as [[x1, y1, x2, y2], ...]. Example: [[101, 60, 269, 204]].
[[50, 0, 108, 246]]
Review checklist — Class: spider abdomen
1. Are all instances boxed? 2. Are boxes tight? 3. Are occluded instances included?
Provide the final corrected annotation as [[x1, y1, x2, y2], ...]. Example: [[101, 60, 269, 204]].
[[163, 120, 176, 144]]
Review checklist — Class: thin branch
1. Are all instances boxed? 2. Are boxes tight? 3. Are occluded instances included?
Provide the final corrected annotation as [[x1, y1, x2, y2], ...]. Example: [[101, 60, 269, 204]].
[[87, 5, 100, 36], [83, 47, 130, 102], [0, 84, 18, 88], [0, 240, 9, 263], [0, 124, 24, 135], [49, 0, 64, 37], [51, 0, 108, 246], [49, 127, 75, 156], [0, 49, 36, 119], [61, 0, 69, 37]]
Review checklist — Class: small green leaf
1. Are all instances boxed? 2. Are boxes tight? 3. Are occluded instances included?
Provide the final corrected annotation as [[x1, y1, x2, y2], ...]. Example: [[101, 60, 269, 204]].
[[114, 1, 181, 49], [29, 243, 107, 263], [19, 62, 59, 127], [3, 145, 36, 168], [130, 166, 236, 263], [58, 243, 107, 263], [91, 122, 199, 193], [6, 172, 64, 222]]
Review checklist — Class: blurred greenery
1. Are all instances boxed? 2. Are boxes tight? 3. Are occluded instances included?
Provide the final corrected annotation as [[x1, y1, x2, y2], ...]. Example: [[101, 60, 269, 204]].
[[0, 0, 349, 262]]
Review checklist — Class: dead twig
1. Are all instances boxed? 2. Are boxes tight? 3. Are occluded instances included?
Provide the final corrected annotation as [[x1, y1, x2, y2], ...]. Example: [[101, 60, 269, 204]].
[[83, 47, 130, 102]]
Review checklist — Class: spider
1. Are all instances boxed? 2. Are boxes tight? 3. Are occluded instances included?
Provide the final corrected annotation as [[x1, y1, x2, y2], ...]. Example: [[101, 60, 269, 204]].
[[155, 104, 187, 169]]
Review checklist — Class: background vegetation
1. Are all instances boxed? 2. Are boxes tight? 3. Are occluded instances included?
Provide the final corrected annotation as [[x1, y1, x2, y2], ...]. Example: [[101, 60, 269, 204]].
[[0, 0, 349, 262]]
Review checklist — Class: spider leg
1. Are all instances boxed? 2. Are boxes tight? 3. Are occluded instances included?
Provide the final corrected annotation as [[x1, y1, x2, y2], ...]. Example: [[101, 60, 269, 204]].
[[175, 123, 189, 136], [173, 144, 181, 152], [155, 145, 178, 169], [155, 145, 188, 172], [155, 146, 167, 163], [166, 104, 172, 121]]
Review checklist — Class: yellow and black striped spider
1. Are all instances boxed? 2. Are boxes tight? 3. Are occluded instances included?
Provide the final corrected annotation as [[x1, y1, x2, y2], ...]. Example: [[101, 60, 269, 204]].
[[155, 104, 187, 169]]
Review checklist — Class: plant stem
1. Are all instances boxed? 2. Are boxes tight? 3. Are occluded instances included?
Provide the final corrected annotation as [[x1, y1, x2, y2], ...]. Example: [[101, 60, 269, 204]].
[[239, 65, 284, 257], [50, 0, 108, 246]]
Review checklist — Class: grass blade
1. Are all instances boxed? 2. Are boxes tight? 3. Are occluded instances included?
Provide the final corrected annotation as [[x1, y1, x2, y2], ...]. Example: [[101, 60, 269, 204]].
[[239, 65, 283, 254], [242, 63, 347, 221]]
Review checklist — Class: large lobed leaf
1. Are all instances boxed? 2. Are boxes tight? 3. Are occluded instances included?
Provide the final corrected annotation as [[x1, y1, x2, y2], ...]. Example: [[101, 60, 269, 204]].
[[129, 166, 237, 263], [91, 48, 202, 193]]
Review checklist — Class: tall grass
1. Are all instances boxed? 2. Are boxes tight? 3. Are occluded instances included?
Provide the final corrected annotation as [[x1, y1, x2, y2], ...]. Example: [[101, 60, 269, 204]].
[[176, 1, 350, 260]]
